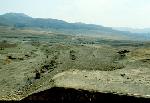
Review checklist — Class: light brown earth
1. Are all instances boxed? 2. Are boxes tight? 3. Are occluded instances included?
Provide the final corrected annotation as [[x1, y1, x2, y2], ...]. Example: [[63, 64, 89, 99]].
[[0, 26, 150, 100]]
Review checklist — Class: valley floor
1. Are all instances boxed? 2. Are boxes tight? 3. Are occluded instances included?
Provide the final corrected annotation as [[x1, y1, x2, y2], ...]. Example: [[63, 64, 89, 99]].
[[0, 26, 150, 100]]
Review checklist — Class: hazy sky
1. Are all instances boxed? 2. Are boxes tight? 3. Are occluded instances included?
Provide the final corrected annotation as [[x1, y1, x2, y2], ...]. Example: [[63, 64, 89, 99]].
[[0, 0, 150, 28]]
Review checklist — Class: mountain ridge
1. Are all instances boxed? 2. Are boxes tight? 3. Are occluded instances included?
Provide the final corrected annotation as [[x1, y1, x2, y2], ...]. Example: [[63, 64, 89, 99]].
[[113, 27, 150, 34], [0, 13, 117, 31], [0, 13, 150, 41]]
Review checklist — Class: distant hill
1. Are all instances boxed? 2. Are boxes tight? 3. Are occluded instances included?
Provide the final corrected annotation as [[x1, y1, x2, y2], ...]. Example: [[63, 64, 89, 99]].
[[0, 13, 150, 41], [0, 13, 113, 30], [114, 27, 150, 34]]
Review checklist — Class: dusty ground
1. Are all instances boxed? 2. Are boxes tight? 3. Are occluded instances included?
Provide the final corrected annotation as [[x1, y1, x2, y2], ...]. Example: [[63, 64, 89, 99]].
[[0, 26, 150, 100]]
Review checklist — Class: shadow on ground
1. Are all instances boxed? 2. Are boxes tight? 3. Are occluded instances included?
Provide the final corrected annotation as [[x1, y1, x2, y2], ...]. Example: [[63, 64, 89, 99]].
[[19, 87, 150, 103]]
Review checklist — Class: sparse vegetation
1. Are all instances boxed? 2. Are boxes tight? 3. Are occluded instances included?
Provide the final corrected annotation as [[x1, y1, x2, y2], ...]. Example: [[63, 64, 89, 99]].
[[41, 59, 57, 72], [117, 49, 130, 59], [0, 26, 150, 101], [35, 70, 41, 79], [70, 50, 77, 60], [0, 41, 17, 49]]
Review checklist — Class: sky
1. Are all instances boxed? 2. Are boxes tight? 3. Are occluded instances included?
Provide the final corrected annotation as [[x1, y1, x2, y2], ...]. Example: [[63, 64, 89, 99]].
[[0, 0, 150, 28]]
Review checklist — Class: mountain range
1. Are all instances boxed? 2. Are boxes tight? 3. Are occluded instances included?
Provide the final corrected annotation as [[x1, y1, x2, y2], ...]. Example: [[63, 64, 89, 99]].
[[0, 13, 150, 41], [0, 13, 113, 30], [113, 27, 150, 34]]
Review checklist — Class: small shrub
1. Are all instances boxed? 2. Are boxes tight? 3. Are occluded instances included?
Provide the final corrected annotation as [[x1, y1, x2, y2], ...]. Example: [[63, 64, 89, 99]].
[[40, 59, 57, 73], [0, 47, 4, 50], [117, 50, 130, 56], [117, 50, 130, 60], [35, 70, 41, 79], [70, 50, 77, 60], [49, 60, 57, 68]]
